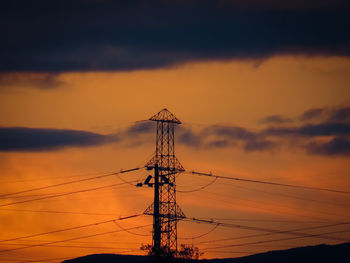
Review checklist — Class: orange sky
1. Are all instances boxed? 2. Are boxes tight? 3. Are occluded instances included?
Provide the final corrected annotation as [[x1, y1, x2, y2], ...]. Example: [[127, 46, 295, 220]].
[[0, 56, 350, 262]]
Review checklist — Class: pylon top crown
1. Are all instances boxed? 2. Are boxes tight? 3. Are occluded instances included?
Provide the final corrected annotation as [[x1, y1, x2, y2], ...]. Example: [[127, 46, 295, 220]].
[[149, 108, 181, 124]]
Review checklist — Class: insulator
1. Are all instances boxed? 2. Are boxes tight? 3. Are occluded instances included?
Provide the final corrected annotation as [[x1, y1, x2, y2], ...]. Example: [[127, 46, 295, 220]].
[[144, 175, 152, 184]]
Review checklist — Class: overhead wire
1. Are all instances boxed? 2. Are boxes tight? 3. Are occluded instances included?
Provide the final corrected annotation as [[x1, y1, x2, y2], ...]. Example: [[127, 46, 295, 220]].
[[2, 153, 349, 258], [0, 187, 134, 201], [113, 220, 150, 237], [3, 239, 141, 245], [0, 214, 141, 243], [2, 243, 144, 250], [189, 171, 350, 194], [0, 183, 145, 201], [117, 150, 157, 186], [201, 228, 350, 251], [178, 224, 219, 240], [200, 188, 350, 220], [0, 223, 152, 253], [0, 208, 123, 217], [184, 217, 350, 242], [189, 189, 336, 222], [177, 177, 218, 193], [219, 180, 350, 209], [0, 188, 128, 201], [196, 221, 350, 245], [0, 170, 115, 184], [0, 181, 139, 208], [115, 172, 143, 187], [10, 183, 146, 201], [193, 217, 333, 224], [0, 167, 142, 198]]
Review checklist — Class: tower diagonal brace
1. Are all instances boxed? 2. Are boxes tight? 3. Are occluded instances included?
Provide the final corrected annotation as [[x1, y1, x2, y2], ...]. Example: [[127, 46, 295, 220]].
[[143, 109, 185, 256]]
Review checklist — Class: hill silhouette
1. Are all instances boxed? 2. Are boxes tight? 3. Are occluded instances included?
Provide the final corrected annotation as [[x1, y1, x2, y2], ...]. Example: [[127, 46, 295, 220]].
[[206, 242, 350, 263], [62, 254, 149, 263], [62, 242, 350, 263]]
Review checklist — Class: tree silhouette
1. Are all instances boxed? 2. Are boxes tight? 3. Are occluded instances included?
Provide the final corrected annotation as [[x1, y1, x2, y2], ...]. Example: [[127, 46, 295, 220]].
[[140, 243, 204, 261]]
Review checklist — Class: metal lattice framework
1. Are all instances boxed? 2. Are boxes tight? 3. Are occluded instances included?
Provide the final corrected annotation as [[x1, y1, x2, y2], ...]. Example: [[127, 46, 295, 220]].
[[144, 108, 185, 255]]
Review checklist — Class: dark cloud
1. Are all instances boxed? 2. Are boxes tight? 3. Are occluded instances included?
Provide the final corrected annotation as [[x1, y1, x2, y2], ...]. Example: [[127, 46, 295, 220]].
[[126, 121, 155, 135], [178, 128, 203, 148], [299, 108, 326, 121], [0, 73, 64, 90], [218, 0, 350, 10], [328, 106, 350, 122], [263, 122, 350, 137], [260, 114, 293, 124], [207, 125, 257, 141], [177, 120, 350, 156], [305, 137, 350, 156], [2, 106, 350, 156], [1, 0, 349, 73], [0, 127, 116, 151], [206, 139, 230, 149], [179, 124, 261, 149], [262, 106, 350, 137], [299, 122, 350, 136], [177, 125, 260, 149], [298, 106, 350, 123], [244, 139, 276, 152], [258, 107, 350, 156]]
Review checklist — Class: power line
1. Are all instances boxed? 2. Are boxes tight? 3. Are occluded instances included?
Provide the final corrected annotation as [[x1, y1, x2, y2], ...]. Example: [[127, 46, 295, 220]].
[[189, 171, 350, 194], [4, 111, 349, 260], [190, 189, 338, 222], [0, 183, 138, 200], [113, 220, 150, 237], [193, 217, 333, 224], [0, 208, 123, 216], [5, 239, 142, 245], [200, 188, 350, 220], [0, 183, 144, 202], [0, 188, 131, 201], [177, 177, 217, 193], [179, 224, 219, 240], [0, 223, 152, 254], [184, 218, 350, 242], [201, 228, 350, 251], [0, 171, 113, 184], [225, 181, 350, 209], [0, 167, 141, 198], [0, 214, 141, 243], [0, 181, 139, 208], [196, 221, 350, 244], [115, 172, 143, 187], [3, 242, 143, 250]]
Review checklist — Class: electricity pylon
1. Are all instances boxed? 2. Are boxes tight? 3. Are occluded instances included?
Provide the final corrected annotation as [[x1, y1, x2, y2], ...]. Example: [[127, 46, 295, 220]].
[[140, 109, 185, 259]]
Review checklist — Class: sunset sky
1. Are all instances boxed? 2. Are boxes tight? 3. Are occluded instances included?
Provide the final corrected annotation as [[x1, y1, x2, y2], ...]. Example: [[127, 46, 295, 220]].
[[1, 1, 350, 262]]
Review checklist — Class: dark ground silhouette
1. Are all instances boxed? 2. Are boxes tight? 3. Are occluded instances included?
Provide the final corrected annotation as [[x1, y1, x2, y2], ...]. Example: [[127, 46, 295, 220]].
[[62, 242, 350, 263]]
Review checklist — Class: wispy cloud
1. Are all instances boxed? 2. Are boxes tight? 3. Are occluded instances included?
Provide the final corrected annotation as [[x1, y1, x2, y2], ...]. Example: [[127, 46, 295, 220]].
[[327, 106, 350, 122], [0, 127, 117, 151], [305, 137, 350, 156], [298, 107, 327, 121], [0, 73, 64, 90], [2, 106, 350, 156], [262, 122, 350, 137], [260, 114, 293, 124]]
